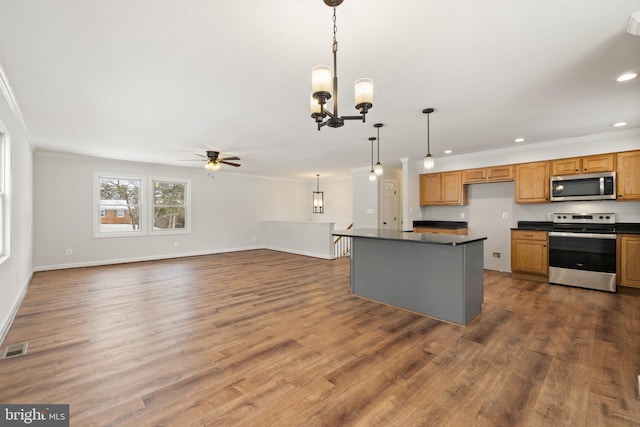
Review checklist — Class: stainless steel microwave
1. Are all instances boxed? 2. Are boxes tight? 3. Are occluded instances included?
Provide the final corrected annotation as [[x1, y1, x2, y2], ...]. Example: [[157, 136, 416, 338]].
[[550, 172, 616, 202]]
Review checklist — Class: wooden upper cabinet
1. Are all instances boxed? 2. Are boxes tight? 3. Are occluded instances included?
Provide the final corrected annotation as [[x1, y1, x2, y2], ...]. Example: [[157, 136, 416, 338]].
[[515, 161, 550, 203], [487, 165, 514, 182], [462, 168, 486, 184], [462, 165, 514, 184], [617, 150, 640, 201], [420, 171, 466, 206], [551, 154, 615, 176], [441, 171, 465, 204], [420, 173, 441, 206]]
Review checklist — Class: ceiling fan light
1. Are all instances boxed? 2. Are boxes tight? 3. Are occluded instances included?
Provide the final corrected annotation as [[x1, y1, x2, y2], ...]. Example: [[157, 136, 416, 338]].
[[424, 154, 435, 170]]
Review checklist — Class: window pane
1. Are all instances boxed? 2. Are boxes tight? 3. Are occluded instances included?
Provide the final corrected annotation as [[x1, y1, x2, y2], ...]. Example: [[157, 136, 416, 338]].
[[99, 205, 141, 233], [153, 207, 185, 230], [100, 178, 140, 203], [153, 181, 185, 205], [97, 176, 143, 235]]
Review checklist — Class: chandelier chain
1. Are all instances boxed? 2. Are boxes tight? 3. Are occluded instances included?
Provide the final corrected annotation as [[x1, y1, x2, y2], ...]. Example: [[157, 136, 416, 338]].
[[332, 8, 338, 54]]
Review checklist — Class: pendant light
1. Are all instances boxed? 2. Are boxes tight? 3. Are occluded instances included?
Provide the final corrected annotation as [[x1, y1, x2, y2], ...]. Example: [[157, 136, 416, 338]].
[[373, 123, 384, 176], [423, 108, 435, 170], [313, 174, 324, 214], [310, 0, 373, 130], [368, 137, 377, 182]]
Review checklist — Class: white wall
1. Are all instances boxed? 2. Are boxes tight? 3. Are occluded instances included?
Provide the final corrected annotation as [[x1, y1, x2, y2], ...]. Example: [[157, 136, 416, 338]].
[[263, 221, 335, 259], [309, 176, 353, 230], [408, 129, 640, 272], [33, 152, 312, 270], [0, 75, 34, 343], [352, 166, 380, 228]]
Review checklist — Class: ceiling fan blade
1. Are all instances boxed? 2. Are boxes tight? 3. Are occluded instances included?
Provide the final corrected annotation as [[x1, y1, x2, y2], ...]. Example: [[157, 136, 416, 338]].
[[194, 153, 208, 159], [219, 161, 241, 167], [178, 159, 206, 162], [221, 156, 240, 161]]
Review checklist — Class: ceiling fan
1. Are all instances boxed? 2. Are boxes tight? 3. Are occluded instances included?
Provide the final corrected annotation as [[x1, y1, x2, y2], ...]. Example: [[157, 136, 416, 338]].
[[180, 151, 241, 171]]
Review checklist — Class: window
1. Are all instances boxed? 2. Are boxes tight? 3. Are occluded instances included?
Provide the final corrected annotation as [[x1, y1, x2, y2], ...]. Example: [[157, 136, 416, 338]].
[[150, 178, 190, 234], [95, 174, 144, 237], [0, 130, 7, 260]]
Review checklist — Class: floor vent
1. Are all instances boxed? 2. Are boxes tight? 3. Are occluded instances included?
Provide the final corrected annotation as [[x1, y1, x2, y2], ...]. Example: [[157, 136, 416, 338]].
[[1, 342, 28, 359]]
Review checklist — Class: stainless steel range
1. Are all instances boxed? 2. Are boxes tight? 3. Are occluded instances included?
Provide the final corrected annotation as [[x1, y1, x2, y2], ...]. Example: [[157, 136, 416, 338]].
[[548, 213, 616, 292]]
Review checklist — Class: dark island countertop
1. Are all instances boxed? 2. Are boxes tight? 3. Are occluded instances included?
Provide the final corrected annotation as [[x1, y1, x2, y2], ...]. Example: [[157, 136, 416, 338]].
[[413, 220, 468, 229], [333, 228, 486, 246]]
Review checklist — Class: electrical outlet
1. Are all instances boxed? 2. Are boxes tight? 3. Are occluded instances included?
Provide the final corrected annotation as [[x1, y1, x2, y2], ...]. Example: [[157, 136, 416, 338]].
[[492, 251, 501, 259], [173, 241, 179, 248], [459, 213, 465, 220], [65, 249, 72, 255], [502, 212, 509, 220]]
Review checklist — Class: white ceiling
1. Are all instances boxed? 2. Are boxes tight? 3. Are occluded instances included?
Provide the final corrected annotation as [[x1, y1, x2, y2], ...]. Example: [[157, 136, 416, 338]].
[[1, 0, 639, 180]]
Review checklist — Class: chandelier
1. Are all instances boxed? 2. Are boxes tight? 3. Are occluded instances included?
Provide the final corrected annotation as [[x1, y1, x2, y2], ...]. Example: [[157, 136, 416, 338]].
[[313, 174, 324, 214], [310, 0, 373, 130]]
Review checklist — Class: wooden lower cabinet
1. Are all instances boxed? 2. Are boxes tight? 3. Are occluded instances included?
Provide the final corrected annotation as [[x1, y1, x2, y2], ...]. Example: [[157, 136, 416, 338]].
[[511, 230, 548, 279], [414, 227, 468, 235], [618, 234, 640, 288]]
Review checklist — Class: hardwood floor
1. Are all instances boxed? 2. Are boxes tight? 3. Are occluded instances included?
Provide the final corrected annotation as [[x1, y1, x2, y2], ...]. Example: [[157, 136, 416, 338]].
[[1, 249, 639, 426]]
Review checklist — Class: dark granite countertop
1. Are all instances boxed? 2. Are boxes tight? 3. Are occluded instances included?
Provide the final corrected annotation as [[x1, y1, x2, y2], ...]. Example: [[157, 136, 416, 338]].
[[333, 228, 486, 246], [412, 220, 468, 229]]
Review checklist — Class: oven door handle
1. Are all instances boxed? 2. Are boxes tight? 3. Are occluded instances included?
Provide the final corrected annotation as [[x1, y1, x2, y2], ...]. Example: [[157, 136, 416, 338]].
[[549, 232, 616, 239]]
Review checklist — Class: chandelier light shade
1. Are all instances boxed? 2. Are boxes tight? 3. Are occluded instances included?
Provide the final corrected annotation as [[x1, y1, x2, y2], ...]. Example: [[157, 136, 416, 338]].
[[368, 137, 377, 182], [310, 0, 373, 130], [373, 123, 384, 176], [313, 174, 324, 214], [423, 108, 435, 170]]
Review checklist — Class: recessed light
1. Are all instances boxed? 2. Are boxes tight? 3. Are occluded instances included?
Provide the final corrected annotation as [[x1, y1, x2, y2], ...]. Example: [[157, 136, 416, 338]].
[[612, 122, 627, 127], [616, 72, 638, 82], [444, 150, 452, 154], [514, 137, 525, 143]]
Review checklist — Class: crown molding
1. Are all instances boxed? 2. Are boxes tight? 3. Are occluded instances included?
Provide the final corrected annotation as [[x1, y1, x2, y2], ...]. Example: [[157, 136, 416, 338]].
[[0, 63, 31, 146]]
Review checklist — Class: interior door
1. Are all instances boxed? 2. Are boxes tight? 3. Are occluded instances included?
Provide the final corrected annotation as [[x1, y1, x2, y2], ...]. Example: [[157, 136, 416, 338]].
[[381, 179, 398, 229]]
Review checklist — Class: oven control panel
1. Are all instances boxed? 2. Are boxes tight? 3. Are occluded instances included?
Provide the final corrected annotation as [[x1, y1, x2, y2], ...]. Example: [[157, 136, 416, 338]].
[[553, 213, 615, 225]]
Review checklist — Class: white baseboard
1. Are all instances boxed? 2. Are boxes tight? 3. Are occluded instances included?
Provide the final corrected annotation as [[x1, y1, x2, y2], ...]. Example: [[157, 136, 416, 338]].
[[0, 270, 33, 347], [264, 246, 334, 260], [32, 246, 264, 272]]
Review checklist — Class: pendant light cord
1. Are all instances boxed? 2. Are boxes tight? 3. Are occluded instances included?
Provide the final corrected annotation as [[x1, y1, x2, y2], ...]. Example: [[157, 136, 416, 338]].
[[427, 112, 430, 155], [376, 127, 380, 162]]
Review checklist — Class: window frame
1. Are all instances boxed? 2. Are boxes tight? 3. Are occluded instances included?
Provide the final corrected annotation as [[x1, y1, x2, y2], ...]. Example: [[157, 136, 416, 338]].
[[94, 173, 146, 238], [148, 177, 191, 235]]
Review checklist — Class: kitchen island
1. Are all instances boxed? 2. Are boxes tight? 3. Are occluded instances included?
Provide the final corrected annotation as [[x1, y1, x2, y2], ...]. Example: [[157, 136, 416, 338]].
[[332, 228, 487, 325]]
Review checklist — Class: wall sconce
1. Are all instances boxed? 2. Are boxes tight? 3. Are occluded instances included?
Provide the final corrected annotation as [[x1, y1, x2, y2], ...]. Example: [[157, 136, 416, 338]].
[[313, 174, 324, 214]]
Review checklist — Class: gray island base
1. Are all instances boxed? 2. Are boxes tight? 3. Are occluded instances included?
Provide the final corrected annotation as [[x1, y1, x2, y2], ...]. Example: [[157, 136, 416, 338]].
[[333, 229, 487, 326]]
